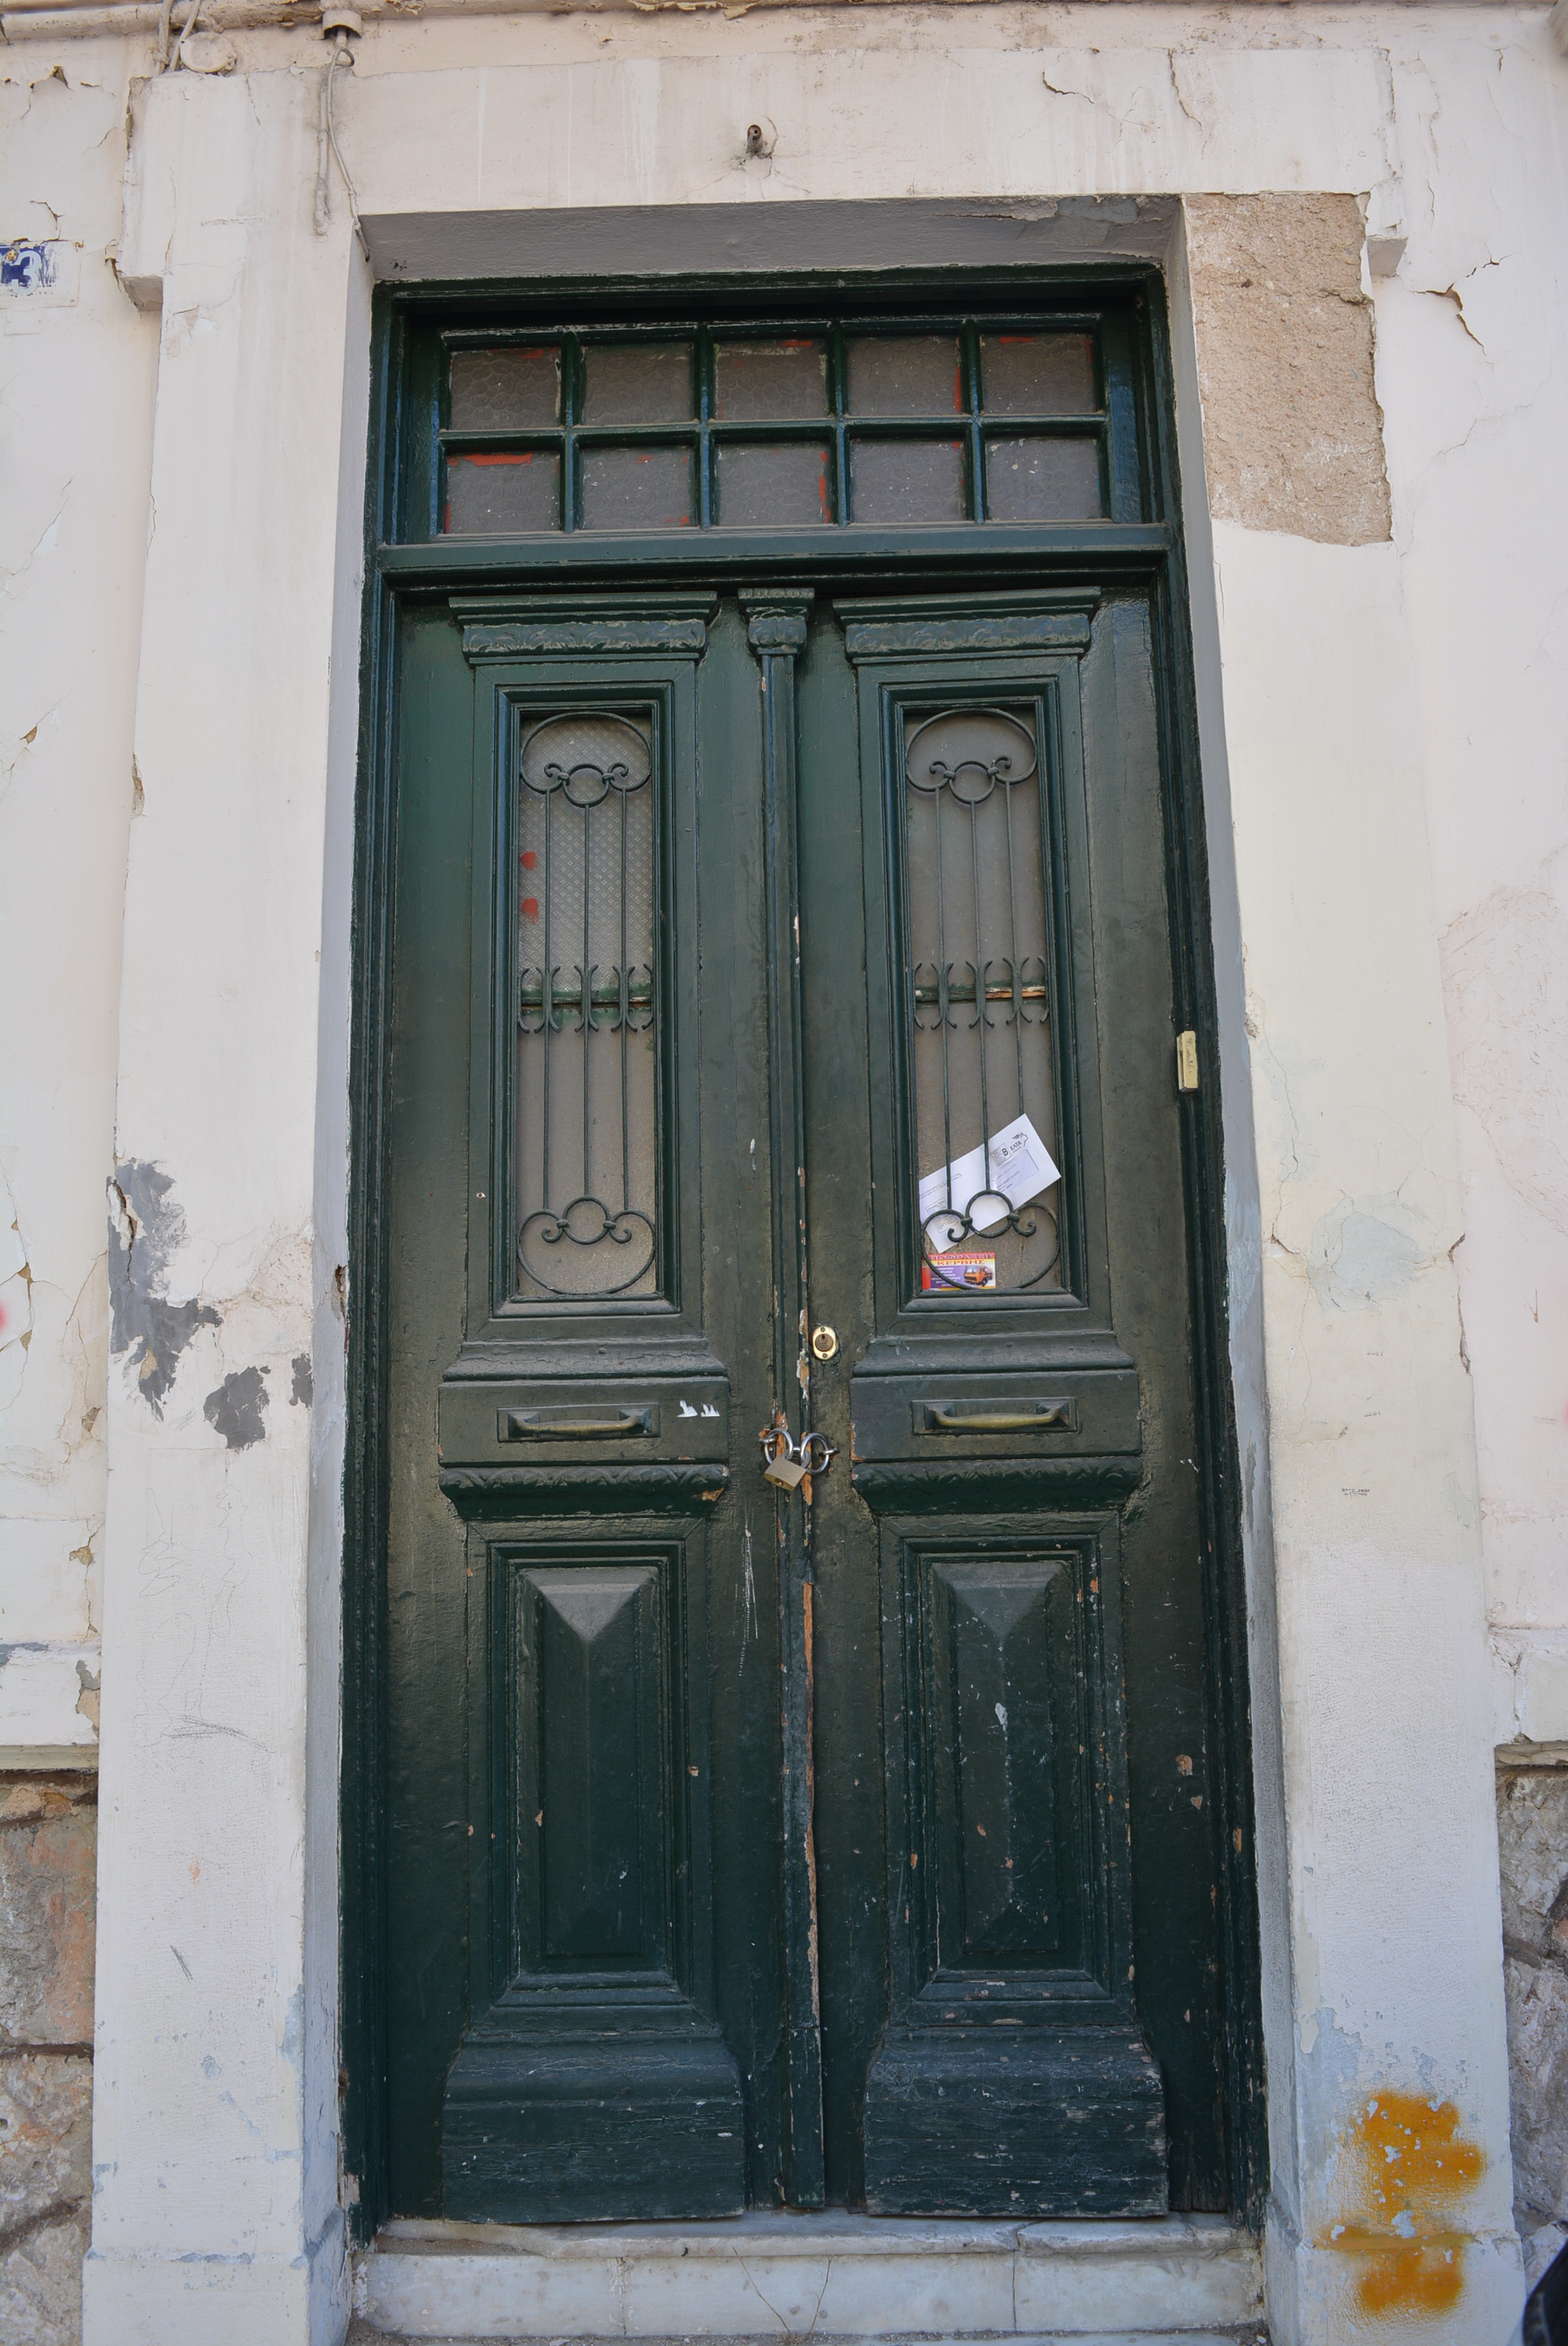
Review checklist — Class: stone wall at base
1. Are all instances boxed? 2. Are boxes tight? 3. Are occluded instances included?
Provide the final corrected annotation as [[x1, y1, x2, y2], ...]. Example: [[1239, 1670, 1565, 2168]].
[[1498, 1755, 1568, 2291], [0, 1775, 96, 2346]]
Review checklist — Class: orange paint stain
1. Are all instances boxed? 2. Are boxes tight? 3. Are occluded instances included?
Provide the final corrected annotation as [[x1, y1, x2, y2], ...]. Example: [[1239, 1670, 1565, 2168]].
[[1321, 2092, 1486, 2322]]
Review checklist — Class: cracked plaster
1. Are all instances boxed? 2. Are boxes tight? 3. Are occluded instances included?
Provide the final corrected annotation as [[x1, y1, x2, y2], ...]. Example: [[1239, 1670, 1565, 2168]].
[[2, 35, 158, 1761], [1370, 24, 1568, 1680]]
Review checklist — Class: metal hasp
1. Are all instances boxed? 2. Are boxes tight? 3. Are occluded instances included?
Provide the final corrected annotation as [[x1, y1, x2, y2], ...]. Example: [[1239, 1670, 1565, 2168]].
[[759, 1420, 839, 1489]]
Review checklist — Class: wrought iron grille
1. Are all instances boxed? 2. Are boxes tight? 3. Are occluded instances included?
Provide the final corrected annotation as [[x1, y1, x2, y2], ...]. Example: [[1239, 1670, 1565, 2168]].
[[514, 710, 661, 1300], [905, 705, 1063, 1294]]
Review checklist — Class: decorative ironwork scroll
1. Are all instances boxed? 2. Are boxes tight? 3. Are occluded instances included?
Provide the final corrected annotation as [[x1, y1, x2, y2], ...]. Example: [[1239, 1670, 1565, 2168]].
[[904, 705, 1062, 1292], [514, 710, 659, 1298]]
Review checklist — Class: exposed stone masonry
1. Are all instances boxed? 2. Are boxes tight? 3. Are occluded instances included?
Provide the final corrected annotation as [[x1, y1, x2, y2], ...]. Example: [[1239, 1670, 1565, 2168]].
[[1498, 1756, 1568, 2291], [1, 1774, 96, 2346], [1185, 191, 1393, 547]]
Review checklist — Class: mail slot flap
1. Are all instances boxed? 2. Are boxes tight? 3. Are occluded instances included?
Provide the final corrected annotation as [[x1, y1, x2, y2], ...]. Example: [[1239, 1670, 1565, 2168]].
[[850, 1367, 1139, 1461], [439, 1378, 728, 1465]]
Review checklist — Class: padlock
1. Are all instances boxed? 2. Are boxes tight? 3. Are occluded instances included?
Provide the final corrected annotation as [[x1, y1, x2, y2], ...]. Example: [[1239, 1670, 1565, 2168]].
[[763, 1451, 809, 1491]]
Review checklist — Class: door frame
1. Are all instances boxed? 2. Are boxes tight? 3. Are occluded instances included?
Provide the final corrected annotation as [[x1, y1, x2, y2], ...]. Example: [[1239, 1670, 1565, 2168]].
[[339, 258, 1265, 2242]]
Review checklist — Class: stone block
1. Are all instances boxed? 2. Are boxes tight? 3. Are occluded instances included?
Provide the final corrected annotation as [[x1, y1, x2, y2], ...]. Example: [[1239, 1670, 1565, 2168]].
[[1, 2206, 89, 2346], [0, 2052, 92, 2346], [1497, 1764, 1568, 2249], [0, 1777, 96, 2046], [1185, 193, 1391, 547]]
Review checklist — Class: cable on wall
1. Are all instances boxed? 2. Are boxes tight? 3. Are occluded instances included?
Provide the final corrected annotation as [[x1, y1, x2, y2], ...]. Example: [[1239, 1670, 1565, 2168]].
[[314, 6, 365, 251]]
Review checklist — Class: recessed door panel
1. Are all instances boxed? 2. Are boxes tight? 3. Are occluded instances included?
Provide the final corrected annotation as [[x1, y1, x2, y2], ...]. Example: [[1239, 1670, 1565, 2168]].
[[926, 1552, 1080, 1971], [516, 1563, 666, 1970]]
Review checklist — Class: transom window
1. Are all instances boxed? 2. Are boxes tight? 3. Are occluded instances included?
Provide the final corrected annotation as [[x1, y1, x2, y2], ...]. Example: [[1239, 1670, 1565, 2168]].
[[437, 321, 1108, 533]]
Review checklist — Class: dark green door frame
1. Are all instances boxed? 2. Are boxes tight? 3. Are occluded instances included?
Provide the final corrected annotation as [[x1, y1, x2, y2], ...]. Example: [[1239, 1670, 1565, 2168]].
[[341, 263, 1265, 2242]]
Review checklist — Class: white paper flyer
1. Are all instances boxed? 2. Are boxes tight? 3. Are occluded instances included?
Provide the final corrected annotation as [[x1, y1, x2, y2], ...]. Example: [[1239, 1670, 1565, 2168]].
[[919, 1113, 1060, 1237]]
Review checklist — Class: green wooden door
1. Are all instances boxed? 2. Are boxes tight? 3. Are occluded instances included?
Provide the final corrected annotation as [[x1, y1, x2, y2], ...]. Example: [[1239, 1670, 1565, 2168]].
[[378, 577, 1231, 2222], [359, 291, 1254, 2232]]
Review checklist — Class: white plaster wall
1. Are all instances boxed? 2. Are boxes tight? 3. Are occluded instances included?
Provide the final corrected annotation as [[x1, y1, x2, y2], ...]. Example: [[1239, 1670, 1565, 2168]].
[[1369, 24, 1568, 1751], [78, 58, 367, 2343], [0, 5, 1561, 2344], [1, 42, 157, 1760]]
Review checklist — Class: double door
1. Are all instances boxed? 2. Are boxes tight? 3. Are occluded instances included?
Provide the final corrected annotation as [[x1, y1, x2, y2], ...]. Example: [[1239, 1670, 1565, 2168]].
[[378, 578, 1232, 2219]]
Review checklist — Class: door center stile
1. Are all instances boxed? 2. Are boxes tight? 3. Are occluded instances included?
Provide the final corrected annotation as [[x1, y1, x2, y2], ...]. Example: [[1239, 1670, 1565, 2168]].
[[743, 590, 826, 2210]]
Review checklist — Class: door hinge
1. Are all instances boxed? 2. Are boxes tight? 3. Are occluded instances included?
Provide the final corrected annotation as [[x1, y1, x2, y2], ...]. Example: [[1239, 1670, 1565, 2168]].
[[1176, 1030, 1200, 1093]]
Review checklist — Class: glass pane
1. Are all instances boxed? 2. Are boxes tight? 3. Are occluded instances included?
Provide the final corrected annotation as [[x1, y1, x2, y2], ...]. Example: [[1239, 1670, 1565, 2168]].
[[903, 705, 1062, 1295], [980, 333, 1096, 416], [846, 336, 964, 416], [444, 450, 561, 534], [713, 339, 829, 419], [850, 438, 967, 524], [515, 710, 660, 1300], [986, 437, 1102, 522], [716, 441, 833, 526], [448, 346, 561, 430], [580, 445, 694, 530], [582, 342, 693, 425]]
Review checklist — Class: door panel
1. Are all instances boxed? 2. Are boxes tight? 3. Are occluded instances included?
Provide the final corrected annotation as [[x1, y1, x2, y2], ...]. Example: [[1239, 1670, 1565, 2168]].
[[924, 1549, 1084, 1971], [800, 592, 1209, 2210], [444, 1520, 746, 2222], [379, 575, 1229, 2222]]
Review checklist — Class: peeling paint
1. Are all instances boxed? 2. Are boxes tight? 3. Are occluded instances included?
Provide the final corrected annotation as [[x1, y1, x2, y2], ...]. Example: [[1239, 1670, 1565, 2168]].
[[201, 1364, 269, 1450], [73, 1659, 100, 1731], [106, 1160, 220, 1416], [289, 1352, 312, 1407]]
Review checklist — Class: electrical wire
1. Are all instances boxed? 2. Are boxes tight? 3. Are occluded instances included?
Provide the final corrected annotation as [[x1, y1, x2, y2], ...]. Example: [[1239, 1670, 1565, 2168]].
[[169, 0, 202, 67], [323, 38, 366, 254], [314, 56, 332, 234]]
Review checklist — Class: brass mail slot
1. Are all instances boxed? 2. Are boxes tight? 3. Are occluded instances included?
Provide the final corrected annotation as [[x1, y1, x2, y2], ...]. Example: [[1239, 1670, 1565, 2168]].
[[914, 1396, 1079, 1436], [498, 1404, 660, 1441]]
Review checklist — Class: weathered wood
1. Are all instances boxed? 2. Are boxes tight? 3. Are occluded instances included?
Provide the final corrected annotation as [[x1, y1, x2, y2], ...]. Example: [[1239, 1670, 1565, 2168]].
[[864, 2028, 1167, 2214], [443, 2032, 746, 2221], [745, 592, 826, 2212], [439, 1463, 730, 1516]]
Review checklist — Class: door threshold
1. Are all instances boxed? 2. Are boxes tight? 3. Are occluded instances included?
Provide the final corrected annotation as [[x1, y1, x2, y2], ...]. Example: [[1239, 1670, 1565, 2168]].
[[354, 2210, 1263, 2341]]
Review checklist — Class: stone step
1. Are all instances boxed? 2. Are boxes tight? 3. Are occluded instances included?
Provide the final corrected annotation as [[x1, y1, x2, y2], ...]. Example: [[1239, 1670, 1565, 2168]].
[[353, 2212, 1265, 2342], [353, 2334, 1267, 2346]]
